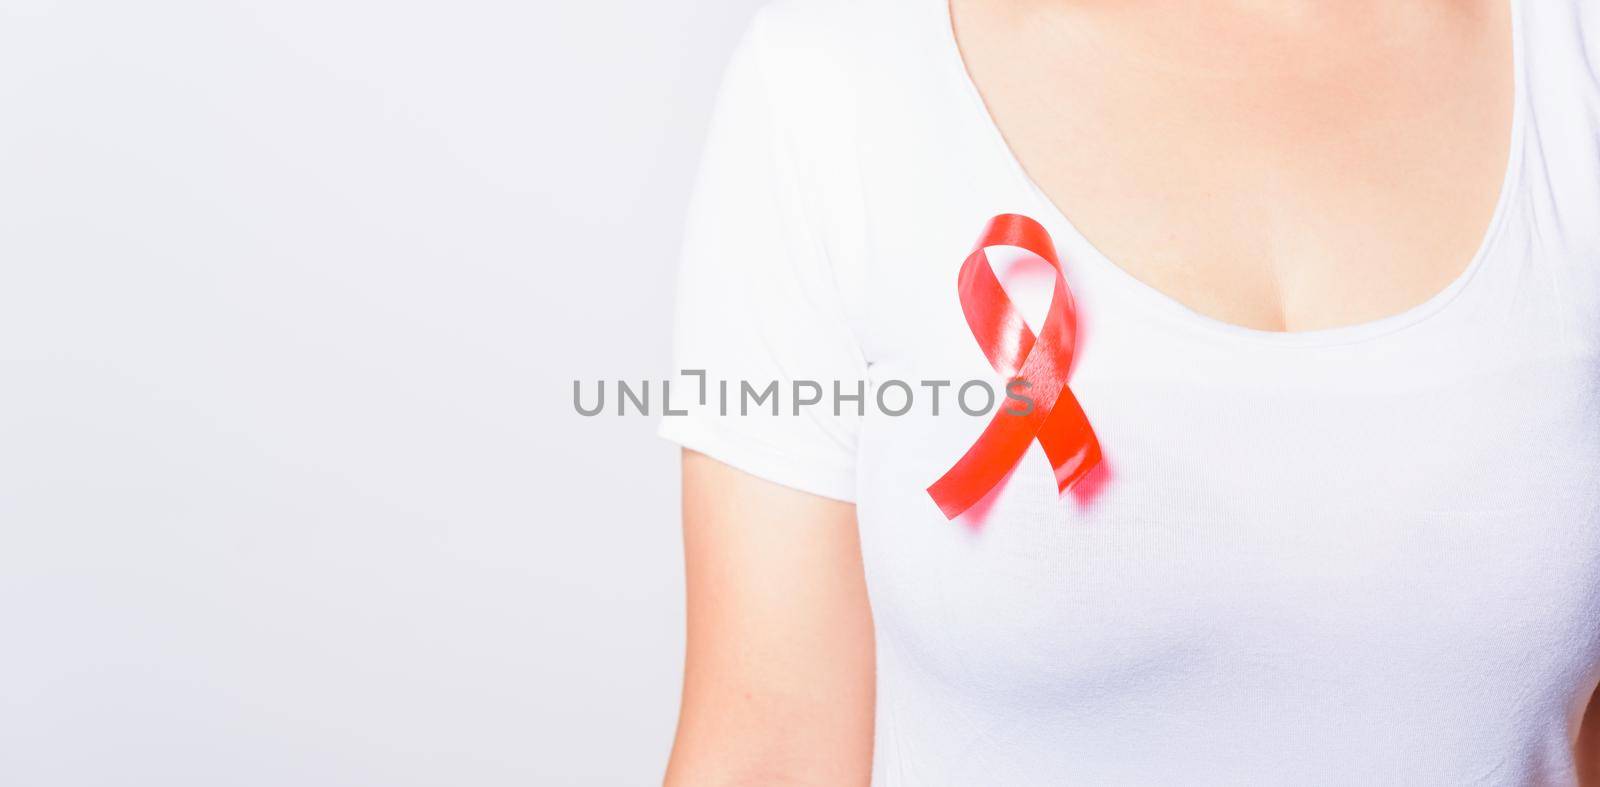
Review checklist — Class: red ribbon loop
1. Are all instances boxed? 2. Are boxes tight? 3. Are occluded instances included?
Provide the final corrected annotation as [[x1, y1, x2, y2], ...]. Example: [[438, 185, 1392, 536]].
[[927, 214, 1101, 520]]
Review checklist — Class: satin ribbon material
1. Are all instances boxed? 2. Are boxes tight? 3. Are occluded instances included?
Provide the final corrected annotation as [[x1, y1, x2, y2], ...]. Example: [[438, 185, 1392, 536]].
[[927, 214, 1101, 520]]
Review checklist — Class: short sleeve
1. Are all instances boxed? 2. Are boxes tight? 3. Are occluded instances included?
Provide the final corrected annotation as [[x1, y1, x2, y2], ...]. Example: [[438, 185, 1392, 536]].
[[656, 13, 867, 503]]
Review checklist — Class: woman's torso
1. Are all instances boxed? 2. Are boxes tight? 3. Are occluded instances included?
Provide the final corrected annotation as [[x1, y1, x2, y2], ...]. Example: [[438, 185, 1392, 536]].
[[739, 0, 1600, 783]]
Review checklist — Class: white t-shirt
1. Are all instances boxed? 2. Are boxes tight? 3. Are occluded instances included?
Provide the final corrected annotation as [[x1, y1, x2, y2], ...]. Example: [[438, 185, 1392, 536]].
[[659, 0, 1600, 783]]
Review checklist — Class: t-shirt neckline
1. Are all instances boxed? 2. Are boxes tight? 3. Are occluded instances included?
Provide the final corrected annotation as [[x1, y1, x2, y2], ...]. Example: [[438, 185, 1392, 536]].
[[930, 0, 1529, 350]]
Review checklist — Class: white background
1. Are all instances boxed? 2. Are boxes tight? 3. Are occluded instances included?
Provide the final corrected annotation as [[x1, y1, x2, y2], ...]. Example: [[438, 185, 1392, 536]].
[[0, 1, 759, 784]]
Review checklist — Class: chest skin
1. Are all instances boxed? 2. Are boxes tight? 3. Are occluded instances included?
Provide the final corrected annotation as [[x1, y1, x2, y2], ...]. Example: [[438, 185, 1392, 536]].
[[948, 0, 1516, 333]]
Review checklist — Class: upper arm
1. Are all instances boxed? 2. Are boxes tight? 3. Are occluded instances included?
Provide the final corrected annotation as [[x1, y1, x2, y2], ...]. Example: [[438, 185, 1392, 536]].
[[665, 450, 874, 786], [1580, 686, 1600, 786], [658, 10, 874, 783]]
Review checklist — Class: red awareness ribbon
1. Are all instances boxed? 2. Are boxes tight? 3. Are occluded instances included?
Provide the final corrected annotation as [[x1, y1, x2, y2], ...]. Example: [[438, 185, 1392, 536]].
[[927, 214, 1101, 520]]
